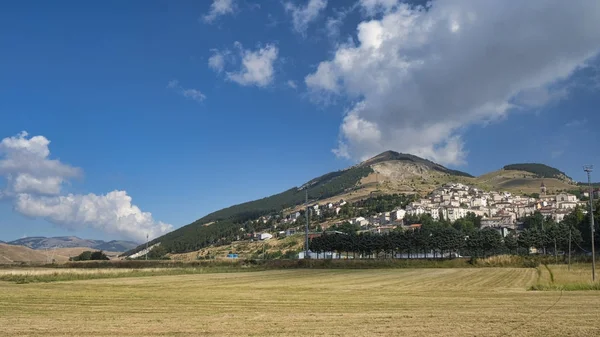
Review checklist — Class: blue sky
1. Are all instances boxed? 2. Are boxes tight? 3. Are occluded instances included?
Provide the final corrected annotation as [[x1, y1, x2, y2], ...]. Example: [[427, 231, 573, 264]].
[[1, 0, 599, 242]]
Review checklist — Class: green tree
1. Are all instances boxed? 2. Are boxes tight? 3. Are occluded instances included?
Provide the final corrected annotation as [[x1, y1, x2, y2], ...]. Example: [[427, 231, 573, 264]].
[[71, 250, 109, 261], [522, 212, 545, 230], [503, 231, 519, 254], [330, 221, 361, 234], [90, 251, 110, 260]]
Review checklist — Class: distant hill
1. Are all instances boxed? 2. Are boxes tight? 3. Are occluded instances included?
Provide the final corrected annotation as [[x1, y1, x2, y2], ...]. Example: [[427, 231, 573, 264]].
[[477, 169, 575, 195], [577, 182, 600, 188], [0, 243, 49, 264], [0, 243, 122, 264], [503, 163, 572, 181], [8, 236, 138, 252]]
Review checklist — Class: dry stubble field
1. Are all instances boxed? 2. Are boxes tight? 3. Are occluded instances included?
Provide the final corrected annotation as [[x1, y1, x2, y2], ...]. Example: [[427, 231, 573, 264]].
[[1, 267, 599, 337]]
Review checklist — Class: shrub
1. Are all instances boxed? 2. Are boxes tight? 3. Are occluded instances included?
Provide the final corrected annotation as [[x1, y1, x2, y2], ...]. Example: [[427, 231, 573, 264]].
[[70, 251, 109, 261]]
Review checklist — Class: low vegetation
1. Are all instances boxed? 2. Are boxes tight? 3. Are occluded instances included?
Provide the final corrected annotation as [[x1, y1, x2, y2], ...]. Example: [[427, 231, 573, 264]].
[[69, 250, 110, 261], [0, 267, 248, 284], [529, 264, 600, 291]]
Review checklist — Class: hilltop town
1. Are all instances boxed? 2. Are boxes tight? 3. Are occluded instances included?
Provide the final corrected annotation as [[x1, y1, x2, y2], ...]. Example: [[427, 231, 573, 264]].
[[250, 182, 598, 241]]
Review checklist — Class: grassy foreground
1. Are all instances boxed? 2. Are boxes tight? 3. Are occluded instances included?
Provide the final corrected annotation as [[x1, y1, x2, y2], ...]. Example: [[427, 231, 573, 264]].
[[1, 268, 600, 336], [0, 256, 542, 283], [530, 264, 600, 291]]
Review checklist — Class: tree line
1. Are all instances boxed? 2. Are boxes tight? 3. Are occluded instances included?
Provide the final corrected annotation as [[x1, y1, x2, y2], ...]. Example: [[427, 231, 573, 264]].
[[310, 204, 599, 259]]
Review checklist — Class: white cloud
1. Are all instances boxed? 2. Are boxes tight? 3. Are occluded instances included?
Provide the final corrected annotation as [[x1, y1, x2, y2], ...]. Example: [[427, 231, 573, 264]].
[[565, 119, 587, 128], [0, 132, 172, 241], [211, 43, 278, 87], [0, 131, 80, 196], [208, 49, 226, 73], [15, 191, 172, 242], [359, 0, 399, 16], [285, 0, 328, 34], [324, 3, 359, 39], [167, 80, 206, 103], [202, 0, 236, 24], [182, 89, 206, 102], [287, 80, 298, 89], [306, 1, 600, 165], [305, 62, 339, 92]]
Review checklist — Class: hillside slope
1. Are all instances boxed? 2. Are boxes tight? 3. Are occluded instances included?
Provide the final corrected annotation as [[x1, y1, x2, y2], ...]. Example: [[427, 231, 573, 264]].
[[124, 151, 475, 256], [0, 244, 122, 264], [477, 168, 576, 194], [503, 163, 573, 181], [0, 243, 51, 264]]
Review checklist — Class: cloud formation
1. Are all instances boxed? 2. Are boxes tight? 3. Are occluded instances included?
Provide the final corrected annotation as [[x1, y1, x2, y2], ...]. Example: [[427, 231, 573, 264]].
[[210, 42, 279, 87], [0, 131, 80, 196], [208, 49, 227, 73], [285, 0, 328, 34], [286, 80, 298, 89], [305, 0, 600, 165], [202, 0, 236, 24], [167, 80, 206, 103], [0, 132, 172, 241]]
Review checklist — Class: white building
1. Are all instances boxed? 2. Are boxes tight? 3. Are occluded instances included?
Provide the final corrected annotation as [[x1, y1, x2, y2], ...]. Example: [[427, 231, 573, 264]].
[[258, 233, 273, 241], [391, 209, 406, 221], [352, 217, 370, 226], [559, 201, 578, 210], [556, 193, 577, 203]]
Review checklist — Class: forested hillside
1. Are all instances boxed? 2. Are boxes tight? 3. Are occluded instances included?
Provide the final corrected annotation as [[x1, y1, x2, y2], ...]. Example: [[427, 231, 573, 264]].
[[503, 163, 571, 180], [124, 165, 374, 255], [195, 165, 374, 225]]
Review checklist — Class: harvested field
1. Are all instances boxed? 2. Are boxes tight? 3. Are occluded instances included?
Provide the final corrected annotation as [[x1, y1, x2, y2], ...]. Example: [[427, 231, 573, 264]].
[[1, 267, 600, 336]]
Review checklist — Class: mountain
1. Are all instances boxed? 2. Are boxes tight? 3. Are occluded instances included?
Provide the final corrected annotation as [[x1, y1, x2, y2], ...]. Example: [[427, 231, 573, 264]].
[[124, 151, 581, 256], [123, 151, 478, 256], [8, 236, 138, 252]]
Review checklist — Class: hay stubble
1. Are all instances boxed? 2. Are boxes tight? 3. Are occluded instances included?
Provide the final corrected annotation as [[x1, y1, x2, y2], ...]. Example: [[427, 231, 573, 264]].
[[1, 268, 599, 336]]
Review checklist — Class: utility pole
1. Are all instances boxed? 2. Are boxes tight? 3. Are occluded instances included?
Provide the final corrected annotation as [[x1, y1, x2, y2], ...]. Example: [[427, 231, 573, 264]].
[[583, 165, 595, 281], [145, 233, 149, 261], [305, 189, 310, 259], [568, 228, 572, 271], [554, 238, 557, 264], [542, 217, 546, 255]]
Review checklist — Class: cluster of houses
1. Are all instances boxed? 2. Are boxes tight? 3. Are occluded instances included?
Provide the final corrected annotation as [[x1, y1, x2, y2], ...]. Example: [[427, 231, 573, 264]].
[[404, 182, 588, 229], [252, 182, 594, 241]]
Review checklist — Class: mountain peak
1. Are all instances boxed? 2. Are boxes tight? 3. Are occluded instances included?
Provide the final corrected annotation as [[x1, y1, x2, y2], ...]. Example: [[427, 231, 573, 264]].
[[360, 151, 473, 178]]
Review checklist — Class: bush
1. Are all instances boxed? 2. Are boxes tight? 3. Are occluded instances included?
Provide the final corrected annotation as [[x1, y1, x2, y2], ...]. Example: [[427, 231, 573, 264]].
[[70, 251, 109, 261], [471, 255, 540, 268]]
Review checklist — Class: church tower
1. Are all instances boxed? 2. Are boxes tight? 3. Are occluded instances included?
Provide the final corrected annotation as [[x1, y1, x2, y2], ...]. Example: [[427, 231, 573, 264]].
[[540, 181, 547, 196]]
